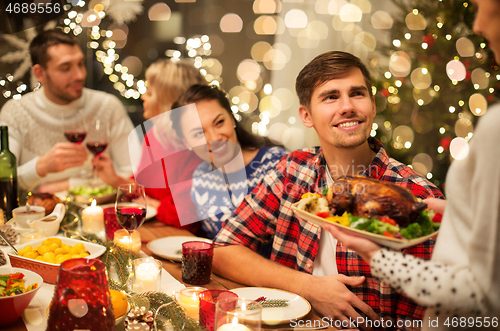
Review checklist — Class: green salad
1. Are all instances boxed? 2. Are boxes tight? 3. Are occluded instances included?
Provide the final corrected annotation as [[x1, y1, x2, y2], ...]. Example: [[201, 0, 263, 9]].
[[69, 185, 115, 197]]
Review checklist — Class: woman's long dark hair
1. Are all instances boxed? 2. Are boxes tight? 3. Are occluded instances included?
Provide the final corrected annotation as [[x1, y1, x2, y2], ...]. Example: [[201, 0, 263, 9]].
[[171, 84, 264, 151]]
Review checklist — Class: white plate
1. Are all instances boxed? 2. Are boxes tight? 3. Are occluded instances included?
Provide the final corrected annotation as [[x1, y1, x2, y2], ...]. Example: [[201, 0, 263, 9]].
[[147, 236, 212, 262], [230, 287, 311, 325], [100, 203, 157, 221], [292, 202, 438, 250]]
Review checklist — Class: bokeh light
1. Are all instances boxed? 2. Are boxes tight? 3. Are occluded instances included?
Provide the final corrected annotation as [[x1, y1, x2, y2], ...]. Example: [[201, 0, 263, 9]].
[[405, 11, 426, 30], [268, 122, 289, 145], [471, 68, 489, 89], [456, 37, 475, 57], [148, 3, 171, 21], [121, 56, 142, 77], [389, 51, 412, 77], [412, 153, 433, 175], [410, 67, 432, 89], [254, 15, 278, 35], [285, 9, 307, 28], [351, 0, 371, 13], [273, 88, 295, 110], [354, 31, 377, 51], [446, 60, 467, 81], [371, 11, 393, 29], [454, 117, 473, 137], [251, 42, 272, 62], [340, 4, 362, 22], [263, 43, 291, 70], [468, 93, 488, 116], [450, 137, 470, 160], [253, 0, 281, 14], [237, 59, 261, 82], [220, 13, 243, 33], [392, 125, 414, 149]]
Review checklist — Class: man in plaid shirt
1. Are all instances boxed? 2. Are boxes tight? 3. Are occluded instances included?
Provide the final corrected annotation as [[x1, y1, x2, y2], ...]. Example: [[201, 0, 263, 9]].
[[212, 51, 443, 330]]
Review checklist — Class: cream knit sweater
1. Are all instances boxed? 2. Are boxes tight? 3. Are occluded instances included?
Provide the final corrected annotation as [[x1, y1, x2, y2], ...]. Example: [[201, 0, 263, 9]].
[[0, 88, 140, 190]]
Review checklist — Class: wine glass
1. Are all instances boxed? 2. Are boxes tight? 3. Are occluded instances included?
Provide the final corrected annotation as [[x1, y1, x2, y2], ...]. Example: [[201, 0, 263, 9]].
[[63, 111, 87, 144], [115, 183, 147, 277], [86, 119, 109, 184]]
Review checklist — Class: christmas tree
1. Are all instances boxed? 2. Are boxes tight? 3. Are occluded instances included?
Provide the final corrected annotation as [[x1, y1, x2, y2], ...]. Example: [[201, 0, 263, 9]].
[[372, 0, 500, 190]]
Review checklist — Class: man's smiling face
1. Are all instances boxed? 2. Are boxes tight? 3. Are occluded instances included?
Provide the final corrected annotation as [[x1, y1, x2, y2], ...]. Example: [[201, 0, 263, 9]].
[[300, 67, 376, 150]]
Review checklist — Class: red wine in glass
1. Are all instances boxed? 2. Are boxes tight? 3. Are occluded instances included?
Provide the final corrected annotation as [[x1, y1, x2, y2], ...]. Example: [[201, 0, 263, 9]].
[[86, 141, 108, 156], [64, 131, 87, 144], [116, 206, 147, 231]]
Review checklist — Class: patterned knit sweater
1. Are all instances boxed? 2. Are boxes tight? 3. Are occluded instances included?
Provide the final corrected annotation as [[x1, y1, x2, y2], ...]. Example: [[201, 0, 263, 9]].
[[191, 146, 287, 239]]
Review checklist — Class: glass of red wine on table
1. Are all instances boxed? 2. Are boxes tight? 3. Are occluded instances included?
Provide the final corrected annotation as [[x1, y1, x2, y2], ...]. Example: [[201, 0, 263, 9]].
[[115, 183, 147, 285], [86, 119, 109, 185]]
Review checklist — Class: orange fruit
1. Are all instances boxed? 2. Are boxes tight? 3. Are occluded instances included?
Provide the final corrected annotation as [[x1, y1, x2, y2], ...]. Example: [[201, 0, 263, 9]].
[[110, 289, 128, 318]]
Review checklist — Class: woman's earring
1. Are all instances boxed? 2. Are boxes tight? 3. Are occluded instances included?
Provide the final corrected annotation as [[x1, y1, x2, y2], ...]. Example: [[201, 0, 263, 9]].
[[233, 124, 237, 129], [188, 146, 192, 151]]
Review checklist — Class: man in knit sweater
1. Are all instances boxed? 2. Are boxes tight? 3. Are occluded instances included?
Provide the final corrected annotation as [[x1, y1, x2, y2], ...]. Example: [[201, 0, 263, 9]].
[[0, 29, 139, 192]]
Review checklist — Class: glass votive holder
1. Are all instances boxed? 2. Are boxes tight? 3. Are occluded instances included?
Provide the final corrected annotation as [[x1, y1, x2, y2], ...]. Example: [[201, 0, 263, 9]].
[[199, 289, 238, 331], [176, 286, 207, 321], [103, 207, 121, 240], [215, 297, 262, 331], [132, 257, 162, 293], [19, 229, 45, 244], [181, 241, 214, 285], [113, 229, 141, 253]]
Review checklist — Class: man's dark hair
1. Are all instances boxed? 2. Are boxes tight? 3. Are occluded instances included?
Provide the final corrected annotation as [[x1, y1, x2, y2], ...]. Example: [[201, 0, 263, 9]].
[[295, 51, 373, 109], [171, 84, 264, 151], [30, 29, 79, 67]]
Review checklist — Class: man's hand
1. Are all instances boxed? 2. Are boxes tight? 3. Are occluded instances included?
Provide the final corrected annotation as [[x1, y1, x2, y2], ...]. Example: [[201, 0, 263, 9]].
[[306, 274, 379, 330], [36, 142, 88, 177]]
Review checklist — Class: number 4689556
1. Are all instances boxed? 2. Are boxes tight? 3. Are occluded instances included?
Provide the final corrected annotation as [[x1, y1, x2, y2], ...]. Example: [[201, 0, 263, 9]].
[[444, 316, 498, 328], [5, 2, 61, 14]]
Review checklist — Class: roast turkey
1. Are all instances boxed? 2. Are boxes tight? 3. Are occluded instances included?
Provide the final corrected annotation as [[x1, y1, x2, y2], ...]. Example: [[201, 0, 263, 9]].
[[326, 176, 427, 227]]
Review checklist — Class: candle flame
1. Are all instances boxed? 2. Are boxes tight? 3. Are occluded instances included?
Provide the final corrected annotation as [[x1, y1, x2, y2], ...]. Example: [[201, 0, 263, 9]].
[[231, 317, 239, 326], [91, 199, 97, 207], [192, 292, 198, 300]]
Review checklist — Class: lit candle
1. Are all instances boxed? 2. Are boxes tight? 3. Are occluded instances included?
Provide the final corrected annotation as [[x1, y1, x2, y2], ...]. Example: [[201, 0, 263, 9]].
[[178, 287, 207, 321], [217, 319, 252, 331], [133, 258, 161, 293], [81, 199, 104, 238], [113, 229, 141, 253]]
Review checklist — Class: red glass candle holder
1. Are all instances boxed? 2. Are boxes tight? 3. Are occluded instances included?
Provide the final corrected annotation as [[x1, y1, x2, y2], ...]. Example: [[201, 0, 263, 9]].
[[181, 241, 214, 285], [103, 207, 121, 240], [46, 258, 115, 330], [199, 289, 238, 331]]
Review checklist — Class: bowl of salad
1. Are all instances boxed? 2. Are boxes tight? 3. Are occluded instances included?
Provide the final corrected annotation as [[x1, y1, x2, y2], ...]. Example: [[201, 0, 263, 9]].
[[69, 184, 116, 205], [0, 267, 42, 326]]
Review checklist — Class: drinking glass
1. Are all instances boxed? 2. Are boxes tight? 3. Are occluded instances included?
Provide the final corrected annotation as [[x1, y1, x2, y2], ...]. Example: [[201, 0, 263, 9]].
[[86, 119, 109, 184], [115, 183, 147, 275], [46, 258, 115, 330], [181, 241, 214, 285], [214, 297, 262, 331], [63, 111, 87, 145], [199, 289, 238, 331]]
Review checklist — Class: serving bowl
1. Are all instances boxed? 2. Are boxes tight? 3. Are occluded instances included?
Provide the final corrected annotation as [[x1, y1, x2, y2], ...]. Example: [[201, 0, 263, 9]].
[[8, 237, 106, 284], [0, 267, 43, 326]]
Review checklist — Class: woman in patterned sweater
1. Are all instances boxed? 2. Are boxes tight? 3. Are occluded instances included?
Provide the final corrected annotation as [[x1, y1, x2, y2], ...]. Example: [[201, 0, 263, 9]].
[[171, 85, 287, 240]]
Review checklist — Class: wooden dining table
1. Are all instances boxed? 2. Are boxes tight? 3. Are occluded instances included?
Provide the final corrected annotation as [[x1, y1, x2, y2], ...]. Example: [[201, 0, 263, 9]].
[[7, 219, 336, 331]]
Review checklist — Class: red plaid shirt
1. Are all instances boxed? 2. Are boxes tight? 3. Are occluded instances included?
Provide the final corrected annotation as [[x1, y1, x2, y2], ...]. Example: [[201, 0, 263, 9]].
[[215, 138, 444, 330]]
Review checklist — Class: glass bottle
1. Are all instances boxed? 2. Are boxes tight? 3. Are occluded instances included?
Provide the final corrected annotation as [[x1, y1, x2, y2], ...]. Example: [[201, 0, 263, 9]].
[[0, 126, 18, 220]]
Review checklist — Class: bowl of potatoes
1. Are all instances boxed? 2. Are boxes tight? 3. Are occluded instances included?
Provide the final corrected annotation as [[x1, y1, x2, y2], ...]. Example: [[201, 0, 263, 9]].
[[7, 237, 106, 284]]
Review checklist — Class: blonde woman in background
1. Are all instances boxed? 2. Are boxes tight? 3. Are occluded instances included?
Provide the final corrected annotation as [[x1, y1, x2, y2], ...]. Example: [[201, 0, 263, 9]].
[[94, 59, 207, 232]]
